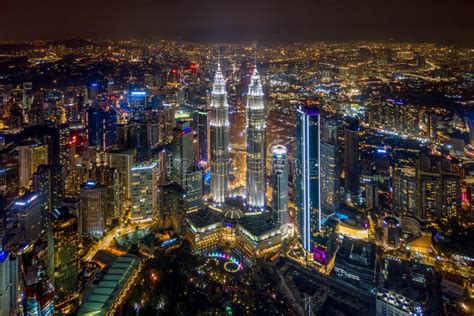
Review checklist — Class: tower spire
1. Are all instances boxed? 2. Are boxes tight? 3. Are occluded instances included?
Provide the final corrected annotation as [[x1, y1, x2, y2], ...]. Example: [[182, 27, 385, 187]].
[[209, 60, 230, 205], [246, 60, 266, 211]]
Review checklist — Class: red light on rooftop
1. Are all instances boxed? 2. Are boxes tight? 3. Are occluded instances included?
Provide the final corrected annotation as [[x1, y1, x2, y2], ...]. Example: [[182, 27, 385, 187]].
[[69, 135, 80, 145]]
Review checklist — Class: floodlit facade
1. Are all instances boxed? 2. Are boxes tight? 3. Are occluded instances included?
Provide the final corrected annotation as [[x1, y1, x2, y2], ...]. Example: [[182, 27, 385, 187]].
[[209, 64, 229, 205], [296, 106, 321, 253], [130, 161, 159, 221], [246, 67, 266, 211], [271, 145, 288, 229]]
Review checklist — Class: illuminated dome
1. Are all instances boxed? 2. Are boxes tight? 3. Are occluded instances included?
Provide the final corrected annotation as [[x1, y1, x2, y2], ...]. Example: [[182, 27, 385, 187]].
[[223, 208, 244, 220]]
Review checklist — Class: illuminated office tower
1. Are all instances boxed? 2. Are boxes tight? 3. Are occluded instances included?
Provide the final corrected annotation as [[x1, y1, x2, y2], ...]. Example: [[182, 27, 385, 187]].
[[11, 192, 43, 242], [192, 108, 209, 162], [79, 181, 107, 236], [172, 121, 194, 178], [443, 174, 461, 220], [59, 123, 71, 174], [320, 142, 340, 217], [417, 173, 441, 221], [271, 145, 289, 229], [24, 265, 54, 316], [0, 147, 19, 200], [427, 113, 438, 140], [32, 164, 65, 217], [416, 155, 461, 221], [18, 143, 48, 189], [365, 182, 379, 211], [209, 63, 229, 205], [128, 89, 148, 109], [246, 67, 266, 211], [65, 163, 88, 197], [47, 207, 79, 298], [0, 211, 18, 316], [128, 120, 150, 163], [158, 183, 187, 236], [33, 165, 52, 216], [107, 149, 135, 203], [320, 117, 340, 218], [392, 168, 417, 217], [29, 91, 46, 126], [9, 103, 23, 129], [22, 82, 33, 110], [382, 217, 401, 249], [93, 166, 123, 225], [344, 118, 360, 198], [0, 251, 18, 316], [86, 105, 117, 151], [296, 106, 321, 253], [172, 122, 203, 212], [143, 105, 175, 149], [88, 83, 98, 101], [130, 161, 159, 221]]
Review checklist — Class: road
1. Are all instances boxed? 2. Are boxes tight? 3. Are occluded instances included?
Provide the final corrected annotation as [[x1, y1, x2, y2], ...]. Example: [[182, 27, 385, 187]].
[[83, 221, 153, 262]]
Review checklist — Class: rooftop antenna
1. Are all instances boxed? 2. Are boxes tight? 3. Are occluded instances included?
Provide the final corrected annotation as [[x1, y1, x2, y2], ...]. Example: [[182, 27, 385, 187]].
[[217, 46, 221, 67]]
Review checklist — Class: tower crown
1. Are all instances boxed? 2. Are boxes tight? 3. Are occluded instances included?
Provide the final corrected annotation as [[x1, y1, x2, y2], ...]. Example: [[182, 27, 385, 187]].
[[212, 63, 226, 96], [248, 67, 263, 97]]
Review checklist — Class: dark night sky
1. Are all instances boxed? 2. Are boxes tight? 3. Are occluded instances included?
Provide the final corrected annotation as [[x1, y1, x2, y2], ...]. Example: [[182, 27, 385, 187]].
[[1, 0, 473, 44]]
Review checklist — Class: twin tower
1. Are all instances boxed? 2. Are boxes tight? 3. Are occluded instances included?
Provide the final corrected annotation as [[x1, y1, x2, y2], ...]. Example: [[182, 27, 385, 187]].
[[209, 63, 266, 211]]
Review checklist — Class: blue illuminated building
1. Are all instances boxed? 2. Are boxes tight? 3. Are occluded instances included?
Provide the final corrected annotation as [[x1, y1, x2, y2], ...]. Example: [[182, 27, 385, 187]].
[[86, 106, 117, 151], [296, 106, 321, 253], [128, 89, 148, 109], [11, 192, 43, 242]]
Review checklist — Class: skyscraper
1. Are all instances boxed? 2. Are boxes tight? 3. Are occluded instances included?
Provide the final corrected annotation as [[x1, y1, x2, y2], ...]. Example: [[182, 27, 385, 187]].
[[392, 168, 417, 217], [29, 91, 45, 126], [86, 105, 118, 151], [0, 251, 17, 316], [130, 161, 159, 221], [128, 120, 150, 163], [0, 206, 18, 316], [11, 192, 43, 242], [246, 67, 266, 211], [32, 164, 64, 217], [22, 82, 33, 110], [344, 118, 360, 198], [296, 106, 321, 253], [79, 181, 107, 236], [107, 149, 135, 205], [365, 182, 380, 211], [271, 145, 288, 229], [47, 206, 79, 299], [320, 116, 341, 218], [192, 108, 209, 162], [416, 155, 461, 221], [172, 121, 194, 179], [157, 183, 187, 236], [172, 121, 203, 213], [88, 83, 98, 101], [93, 165, 123, 225], [18, 143, 49, 189], [209, 64, 229, 205]]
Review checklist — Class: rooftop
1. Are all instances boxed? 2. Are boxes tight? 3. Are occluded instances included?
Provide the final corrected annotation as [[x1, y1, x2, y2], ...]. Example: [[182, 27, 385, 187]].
[[77, 254, 140, 315], [239, 215, 279, 240], [187, 207, 223, 232]]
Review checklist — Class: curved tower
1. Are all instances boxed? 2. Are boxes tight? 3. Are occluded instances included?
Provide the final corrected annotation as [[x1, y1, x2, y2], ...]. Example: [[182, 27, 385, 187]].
[[209, 64, 229, 205], [246, 67, 266, 211]]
